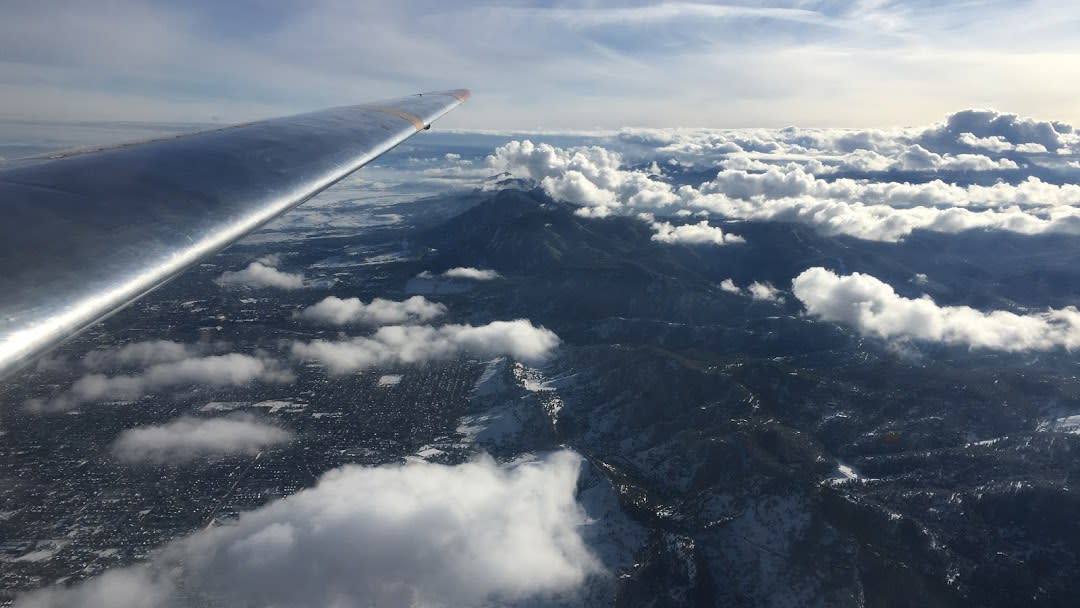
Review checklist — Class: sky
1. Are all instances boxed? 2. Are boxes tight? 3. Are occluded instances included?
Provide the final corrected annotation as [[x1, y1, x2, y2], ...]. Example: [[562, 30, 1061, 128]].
[[3, 0, 1080, 130]]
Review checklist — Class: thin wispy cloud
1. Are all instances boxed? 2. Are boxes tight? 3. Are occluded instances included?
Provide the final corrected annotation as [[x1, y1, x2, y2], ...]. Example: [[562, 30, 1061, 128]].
[[26, 353, 295, 413], [1, 1, 1080, 128], [499, 3, 834, 28], [112, 415, 293, 465], [292, 320, 560, 374], [81, 340, 196, 371]]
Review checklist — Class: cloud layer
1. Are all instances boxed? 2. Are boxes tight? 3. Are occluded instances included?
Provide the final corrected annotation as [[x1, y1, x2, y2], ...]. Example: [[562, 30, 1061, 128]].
[[112, 415, 293, 465], [485, 109, 1080, 242], [297, 295, 446, 326], [792, 267, 1080, 351], [292, 320, 560, 374], [17, 451, 597, 608]]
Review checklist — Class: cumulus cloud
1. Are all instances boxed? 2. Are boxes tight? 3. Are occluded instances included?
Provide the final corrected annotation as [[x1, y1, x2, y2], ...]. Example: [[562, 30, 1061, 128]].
[[16, 451, 598, 608], [292, 320, 560, 374], [610, 109, 1070, 164], [112, 415, 293, 465], [690, 187, 1080, 242], [647, 217, 745, 245], [416, 267, 504, 282], [921, 109, 1074, 153], [215, 261, 305, 290], [488, 139, 679, 217], [443, 267, 502, 280], [487, 123, 1080, 242], [27, 354, 295, 413], [957, 132, 1015, 153], [792, 267, 1080, 351], [836, 145, 1018, 173], [747, 281, 786, 303], [719, 279, 785, 303], [297, 295, 446, 326]]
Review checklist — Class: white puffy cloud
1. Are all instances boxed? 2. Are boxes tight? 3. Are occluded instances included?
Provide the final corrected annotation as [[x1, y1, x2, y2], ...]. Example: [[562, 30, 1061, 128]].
[[792, 267, 1080, 351], [719, 155, 772, 172], [698, 165, 1080, 209], [747, 281, 786, 303], [292, 320, 560, 374], [921, 109, 1074, 153], [215, 261, 305, 290], [442, 267, 503, 281], [16, 451, 598, 608], [719, 279, 785, 303], [416, 268, 504, 281], [297, 295, 446, 326], [487, 126, 1080, 242], [111, 415, 293, 465], [648, 218, 745, 245], [27, 354, 295, 413], [690, 190, 1080, 242], [610, 111, 1064, 164], [1015, 142, 1049, 154], [837, 145, 1018, 172], [488, 140, 679, 217], [957, 132, 1015, 153]]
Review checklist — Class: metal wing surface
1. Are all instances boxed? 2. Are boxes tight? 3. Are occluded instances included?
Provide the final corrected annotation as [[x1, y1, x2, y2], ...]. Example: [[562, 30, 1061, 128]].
[[0, 89, 470, 378]]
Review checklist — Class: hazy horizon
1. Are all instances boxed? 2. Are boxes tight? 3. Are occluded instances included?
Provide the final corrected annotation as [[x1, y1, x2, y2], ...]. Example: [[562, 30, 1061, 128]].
[[3, 1, 1079, 129]]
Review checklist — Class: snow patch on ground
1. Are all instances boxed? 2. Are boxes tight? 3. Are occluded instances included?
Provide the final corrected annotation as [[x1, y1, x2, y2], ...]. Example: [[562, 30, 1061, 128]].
[[512, 363, 571, 423], [457, 360, 545, 448], [250, 400, 306, 414], [1038, 414, 1080, 433], [446, 357, 646, 606], [199, 400, 304, 414], [199, 401, 248, 412], [826, 462, 860, 486]]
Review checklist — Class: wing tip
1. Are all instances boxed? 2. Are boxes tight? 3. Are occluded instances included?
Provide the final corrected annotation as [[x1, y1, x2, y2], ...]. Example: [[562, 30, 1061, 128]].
[[420, 89, 472, 102]]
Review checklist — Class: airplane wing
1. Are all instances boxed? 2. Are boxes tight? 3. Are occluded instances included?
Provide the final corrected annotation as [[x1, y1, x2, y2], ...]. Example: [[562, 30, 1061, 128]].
[[0, 89, 470, 379]]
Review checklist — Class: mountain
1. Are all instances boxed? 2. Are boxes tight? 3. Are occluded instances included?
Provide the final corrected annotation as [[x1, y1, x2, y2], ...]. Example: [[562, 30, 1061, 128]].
[[412, 188, 1080, 606]]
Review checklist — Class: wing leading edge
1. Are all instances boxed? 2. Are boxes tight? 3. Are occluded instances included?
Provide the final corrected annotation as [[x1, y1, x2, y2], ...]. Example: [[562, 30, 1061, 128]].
[[0, 89, 470, 379]]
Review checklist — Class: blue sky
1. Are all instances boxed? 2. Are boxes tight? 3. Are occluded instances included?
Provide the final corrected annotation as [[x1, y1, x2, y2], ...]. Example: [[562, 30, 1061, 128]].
[[2, 1, 1079, 129]]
